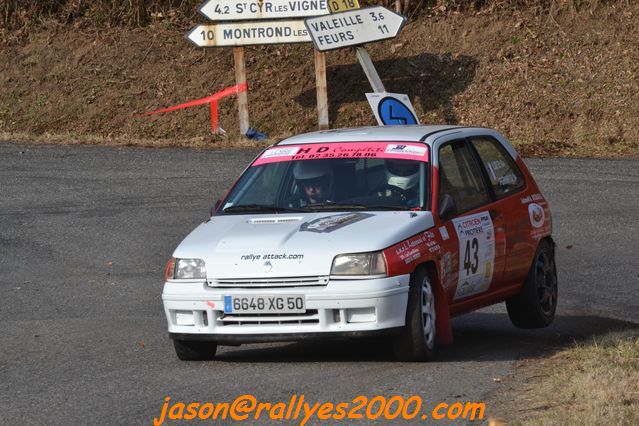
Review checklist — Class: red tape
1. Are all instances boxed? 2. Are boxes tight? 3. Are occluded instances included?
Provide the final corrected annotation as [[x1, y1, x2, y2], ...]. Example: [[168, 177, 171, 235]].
[[132, 83, 247, 133]]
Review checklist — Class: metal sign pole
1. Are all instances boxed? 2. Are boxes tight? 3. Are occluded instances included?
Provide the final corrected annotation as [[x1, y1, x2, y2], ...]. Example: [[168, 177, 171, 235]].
[[314, 50, 329, 130], [233, 47, 250, 135], [356, 47, 385, 93]]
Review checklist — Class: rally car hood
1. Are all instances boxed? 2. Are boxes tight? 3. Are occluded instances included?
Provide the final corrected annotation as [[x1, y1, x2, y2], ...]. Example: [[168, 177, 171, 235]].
[[173, 211, 435, 279]]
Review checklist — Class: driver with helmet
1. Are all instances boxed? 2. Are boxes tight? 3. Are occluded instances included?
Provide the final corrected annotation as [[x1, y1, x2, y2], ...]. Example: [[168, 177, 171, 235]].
[[375, 159, 421, 208], [291, 161, 333, 206]]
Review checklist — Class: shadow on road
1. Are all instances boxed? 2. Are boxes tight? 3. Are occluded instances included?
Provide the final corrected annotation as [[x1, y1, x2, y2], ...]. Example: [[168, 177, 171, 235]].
[[215, 313, 638, 363], [294, 52, 477, 125]]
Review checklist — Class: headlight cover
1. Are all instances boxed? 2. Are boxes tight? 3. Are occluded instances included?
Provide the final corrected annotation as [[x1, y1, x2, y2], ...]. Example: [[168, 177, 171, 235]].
[[331, 252, 387, 276], [167, 257, 207, 280]]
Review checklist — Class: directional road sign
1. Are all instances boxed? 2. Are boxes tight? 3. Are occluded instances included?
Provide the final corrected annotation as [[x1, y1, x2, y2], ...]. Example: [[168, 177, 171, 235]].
[[366, 93, 420, 126], [328, 0, 360, 13], [304, 6, 406, 51], [186, 21, 311, 47], [200, 0, 330, 21]]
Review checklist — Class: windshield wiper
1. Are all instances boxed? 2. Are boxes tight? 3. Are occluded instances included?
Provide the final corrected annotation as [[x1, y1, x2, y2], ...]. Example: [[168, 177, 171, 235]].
[[362, 205, 411, 211], [302, 202, 410, 211], [223, 204, 305, 213], [302, 202, 366, 210]]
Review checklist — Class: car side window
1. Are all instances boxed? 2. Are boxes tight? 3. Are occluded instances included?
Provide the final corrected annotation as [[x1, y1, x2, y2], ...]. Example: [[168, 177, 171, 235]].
[[470, 137, 526, 198], [438, 141, 490, 215]]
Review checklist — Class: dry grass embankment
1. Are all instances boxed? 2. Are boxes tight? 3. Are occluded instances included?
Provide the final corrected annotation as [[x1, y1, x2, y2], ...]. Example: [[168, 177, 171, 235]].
[[1, 1, 638, 156], [501, 330, 639, 425]]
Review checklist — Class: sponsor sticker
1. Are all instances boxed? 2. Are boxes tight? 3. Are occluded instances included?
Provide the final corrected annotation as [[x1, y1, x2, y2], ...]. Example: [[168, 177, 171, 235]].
[[384, 144, 427, 157], [261, 146, 300, 158], [240, 253, 304, 261], [452, 211, 495, 300], [392, 230, 440, 265], [439, 226, 450, 241], [520, 193, 544, 204], [440, 252, 453, 290], [498, 173, 518, 187], [528, 203, 545, 228], [300, 212, 373, 233]]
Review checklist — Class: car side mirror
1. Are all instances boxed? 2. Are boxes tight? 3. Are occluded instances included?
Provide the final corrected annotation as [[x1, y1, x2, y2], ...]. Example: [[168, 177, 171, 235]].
[[210, 199, 221, 217], [438, 194, 457, 221]]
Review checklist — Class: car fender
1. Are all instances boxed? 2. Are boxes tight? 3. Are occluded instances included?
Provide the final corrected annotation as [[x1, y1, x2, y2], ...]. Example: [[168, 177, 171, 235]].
[[383, 231, 454, 345]]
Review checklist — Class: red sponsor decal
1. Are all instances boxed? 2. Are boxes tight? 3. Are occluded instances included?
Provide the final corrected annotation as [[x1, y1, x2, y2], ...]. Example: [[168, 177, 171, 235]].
[[384, 230, 441, 276]]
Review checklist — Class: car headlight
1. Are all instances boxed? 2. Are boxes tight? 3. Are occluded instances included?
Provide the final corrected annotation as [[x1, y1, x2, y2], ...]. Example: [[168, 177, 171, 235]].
[[165, 257, 206, 280], [331, 252, 387, 276]]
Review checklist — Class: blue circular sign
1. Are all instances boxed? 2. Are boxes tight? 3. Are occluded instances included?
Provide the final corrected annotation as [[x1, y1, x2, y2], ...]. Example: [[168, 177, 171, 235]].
[[378, 97, 418, 125]]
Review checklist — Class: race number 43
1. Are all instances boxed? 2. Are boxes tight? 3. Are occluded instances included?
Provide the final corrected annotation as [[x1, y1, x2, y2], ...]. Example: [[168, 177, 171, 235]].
[[452, 212, 495, 300], [463, 238, 479, 276]]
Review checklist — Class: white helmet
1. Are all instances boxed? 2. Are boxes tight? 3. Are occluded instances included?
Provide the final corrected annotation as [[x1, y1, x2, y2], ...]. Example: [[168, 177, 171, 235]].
[[385, 159, 420, 190]]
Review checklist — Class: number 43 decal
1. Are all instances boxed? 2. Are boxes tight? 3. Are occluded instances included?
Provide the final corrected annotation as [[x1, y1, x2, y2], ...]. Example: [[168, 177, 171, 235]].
[[452, 211, 496, 300], [463, 238, 479, 275]]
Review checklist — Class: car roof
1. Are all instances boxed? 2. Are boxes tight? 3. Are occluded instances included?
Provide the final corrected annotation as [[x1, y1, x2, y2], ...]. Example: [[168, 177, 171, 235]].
[[276, 125, 462, 146]]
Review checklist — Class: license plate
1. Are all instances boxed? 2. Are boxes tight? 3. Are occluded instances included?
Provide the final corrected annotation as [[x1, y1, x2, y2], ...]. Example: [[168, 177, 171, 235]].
[[223, 295, 305, 314]]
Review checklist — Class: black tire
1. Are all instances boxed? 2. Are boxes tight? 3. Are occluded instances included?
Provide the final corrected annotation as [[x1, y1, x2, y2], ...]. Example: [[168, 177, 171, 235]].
[[173, 339, 218, 361], [506, 239, 558, 328], [393, 268, 437, 362]]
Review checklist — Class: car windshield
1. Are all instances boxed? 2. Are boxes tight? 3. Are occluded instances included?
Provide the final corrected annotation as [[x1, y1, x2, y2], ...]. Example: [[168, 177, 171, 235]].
[[220, 143, 430, 214]]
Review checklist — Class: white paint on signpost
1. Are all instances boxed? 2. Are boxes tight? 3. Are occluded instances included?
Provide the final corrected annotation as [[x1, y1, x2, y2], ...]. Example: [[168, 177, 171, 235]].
[[200, 0, 329, 21], [186, 21, 310, 47], [304, 6, 406, 51]]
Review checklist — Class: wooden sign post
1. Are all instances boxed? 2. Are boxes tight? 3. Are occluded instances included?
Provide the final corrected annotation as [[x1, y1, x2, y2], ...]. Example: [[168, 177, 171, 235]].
[[314, 51, 329, 130], [188, 0, 331, 135], [233, 47, 250, 134]]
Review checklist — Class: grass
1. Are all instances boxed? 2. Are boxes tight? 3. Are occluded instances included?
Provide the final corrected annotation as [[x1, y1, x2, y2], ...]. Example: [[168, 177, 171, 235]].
[[509, 331, 639, 425]]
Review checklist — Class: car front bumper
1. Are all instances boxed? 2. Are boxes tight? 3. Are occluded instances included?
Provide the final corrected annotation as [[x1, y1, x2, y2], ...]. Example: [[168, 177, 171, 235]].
[[162, 275, 410, 344]]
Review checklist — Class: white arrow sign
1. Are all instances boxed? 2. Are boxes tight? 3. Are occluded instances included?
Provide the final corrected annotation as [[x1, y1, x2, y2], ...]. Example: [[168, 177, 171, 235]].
[[200, 0, 330, 21], [186, 21, 311, 47], [304, 6, 406, 51]]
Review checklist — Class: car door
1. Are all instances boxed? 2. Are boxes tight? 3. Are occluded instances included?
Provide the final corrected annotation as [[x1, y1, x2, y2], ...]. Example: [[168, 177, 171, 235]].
[[468, 136, 530, 287], [435, 139, 508, 304]]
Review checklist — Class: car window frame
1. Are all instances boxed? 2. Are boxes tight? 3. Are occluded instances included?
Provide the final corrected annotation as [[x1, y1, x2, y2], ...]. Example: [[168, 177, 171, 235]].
[[218, 145, 433, 214], [466, 135, 527, 201], [436, 138, 493, 218]]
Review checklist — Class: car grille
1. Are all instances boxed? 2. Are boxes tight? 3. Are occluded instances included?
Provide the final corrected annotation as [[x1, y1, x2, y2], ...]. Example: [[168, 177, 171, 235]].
[[208, 276, 329, 288], [219, 310, 320, 326]]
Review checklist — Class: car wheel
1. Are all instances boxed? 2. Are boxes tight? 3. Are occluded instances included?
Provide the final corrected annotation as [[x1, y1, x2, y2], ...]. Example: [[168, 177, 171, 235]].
[[506, 240, 558, 328], [393, 268, 436, 362], [173, 339, 218, 361]]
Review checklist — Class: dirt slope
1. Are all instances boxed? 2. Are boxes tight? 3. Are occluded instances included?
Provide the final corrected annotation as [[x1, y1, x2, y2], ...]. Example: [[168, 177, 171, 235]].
[[1, 2, 638, 156]]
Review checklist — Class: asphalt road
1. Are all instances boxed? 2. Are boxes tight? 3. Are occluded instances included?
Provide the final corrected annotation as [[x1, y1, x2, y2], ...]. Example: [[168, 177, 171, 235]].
[[1, 142, 637, 425]]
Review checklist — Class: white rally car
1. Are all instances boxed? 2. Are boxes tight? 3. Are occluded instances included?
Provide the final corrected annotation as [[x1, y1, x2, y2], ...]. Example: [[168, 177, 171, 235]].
[[163, 126, 557, 361]]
